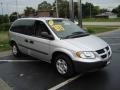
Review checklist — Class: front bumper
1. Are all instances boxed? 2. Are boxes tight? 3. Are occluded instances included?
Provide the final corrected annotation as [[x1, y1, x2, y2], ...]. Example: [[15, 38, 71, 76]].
[[73, 59, 111, 73]]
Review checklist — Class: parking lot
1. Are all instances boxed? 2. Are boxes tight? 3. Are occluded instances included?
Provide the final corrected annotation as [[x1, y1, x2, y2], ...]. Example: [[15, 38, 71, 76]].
[[0, 29, 120, 90]]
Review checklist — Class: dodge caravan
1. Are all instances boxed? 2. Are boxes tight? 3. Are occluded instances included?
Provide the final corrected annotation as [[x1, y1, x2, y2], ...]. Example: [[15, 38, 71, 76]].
[[9, 17, 112, 77]]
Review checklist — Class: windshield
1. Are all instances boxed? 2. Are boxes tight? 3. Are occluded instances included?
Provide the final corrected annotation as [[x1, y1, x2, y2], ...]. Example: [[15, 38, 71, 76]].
[[46, 19, 89, 39]]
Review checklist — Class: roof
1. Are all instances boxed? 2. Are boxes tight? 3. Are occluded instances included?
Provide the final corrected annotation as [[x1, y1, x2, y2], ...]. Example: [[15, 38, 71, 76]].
[[17, 17, 64, 22]]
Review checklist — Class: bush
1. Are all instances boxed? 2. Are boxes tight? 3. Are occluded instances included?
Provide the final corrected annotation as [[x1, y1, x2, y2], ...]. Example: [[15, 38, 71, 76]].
[[0, 23, 11, 32]]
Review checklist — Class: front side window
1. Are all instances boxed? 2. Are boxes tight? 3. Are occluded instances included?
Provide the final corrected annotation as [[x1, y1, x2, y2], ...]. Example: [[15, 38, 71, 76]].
[[46, 19, 89, 39], [35, 20, 51, 38]]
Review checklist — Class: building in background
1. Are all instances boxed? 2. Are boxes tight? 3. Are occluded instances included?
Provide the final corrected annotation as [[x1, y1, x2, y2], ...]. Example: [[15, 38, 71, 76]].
[[37, 10, 56, 17], [21, 10, 56, 18], [95, 12, 117, 19]]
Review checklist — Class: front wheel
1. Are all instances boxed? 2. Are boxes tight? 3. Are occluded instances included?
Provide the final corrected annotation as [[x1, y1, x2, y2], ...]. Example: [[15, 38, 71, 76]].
[[54, 54, 74, 77]]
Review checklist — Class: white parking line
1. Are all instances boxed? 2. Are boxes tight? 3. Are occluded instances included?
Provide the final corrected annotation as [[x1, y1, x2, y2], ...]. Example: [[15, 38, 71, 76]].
[[48, 74, 82, 90], [0, 60, 39, 62]]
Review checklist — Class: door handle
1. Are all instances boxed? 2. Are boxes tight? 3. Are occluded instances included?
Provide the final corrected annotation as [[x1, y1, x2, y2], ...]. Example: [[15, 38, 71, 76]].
[[25, 39, 28, 43], [29, 40, 34, 44]]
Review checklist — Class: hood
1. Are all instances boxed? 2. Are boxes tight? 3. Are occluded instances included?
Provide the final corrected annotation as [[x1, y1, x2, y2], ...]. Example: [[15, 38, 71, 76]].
[[64, 35, 108, 51]]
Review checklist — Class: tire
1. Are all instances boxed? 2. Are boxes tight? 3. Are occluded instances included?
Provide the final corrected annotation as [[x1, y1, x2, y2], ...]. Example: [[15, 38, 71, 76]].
[[12, 43, 21, 57], [54, 54, 74, 77]]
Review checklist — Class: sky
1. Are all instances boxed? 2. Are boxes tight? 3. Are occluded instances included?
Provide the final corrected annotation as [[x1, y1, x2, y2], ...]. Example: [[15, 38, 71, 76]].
[[0, 0, 120, 15]]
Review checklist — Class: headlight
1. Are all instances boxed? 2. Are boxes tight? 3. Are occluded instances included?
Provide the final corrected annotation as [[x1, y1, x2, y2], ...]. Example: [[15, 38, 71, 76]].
[[76, 51, 96, 59]]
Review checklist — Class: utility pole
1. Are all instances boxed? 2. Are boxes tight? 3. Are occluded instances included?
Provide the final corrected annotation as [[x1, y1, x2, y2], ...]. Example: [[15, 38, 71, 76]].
[[56, 0, 59, 17], [90, 3, 92, 18], [16, 0, 19, 19], [69, 0, 74, 22], [78, 0, 82, 28], [0, 2, 3, 15], [6, 3, 10, 23]]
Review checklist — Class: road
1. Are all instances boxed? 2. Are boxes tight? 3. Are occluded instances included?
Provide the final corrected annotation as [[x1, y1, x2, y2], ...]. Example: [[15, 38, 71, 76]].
[[83, 22, 120, 26], [0, 29, 120, 90]]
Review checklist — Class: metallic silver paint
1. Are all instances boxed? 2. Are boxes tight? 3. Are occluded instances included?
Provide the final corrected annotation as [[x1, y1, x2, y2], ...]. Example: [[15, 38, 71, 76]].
[[9, 17, 112, 64]]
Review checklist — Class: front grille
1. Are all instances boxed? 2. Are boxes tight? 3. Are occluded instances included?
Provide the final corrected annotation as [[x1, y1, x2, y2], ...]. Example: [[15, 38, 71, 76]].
[[96, 49, 105, 54], [105, 46, 109, 51], [101, 54, 107, 58], [108, 52, 110, 55], [96, 46, 111, 59]]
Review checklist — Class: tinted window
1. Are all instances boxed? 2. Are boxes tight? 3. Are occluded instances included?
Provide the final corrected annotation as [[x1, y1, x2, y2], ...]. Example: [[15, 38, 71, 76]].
[[35, 20, 51, 38], [10, 19, 35, 36]]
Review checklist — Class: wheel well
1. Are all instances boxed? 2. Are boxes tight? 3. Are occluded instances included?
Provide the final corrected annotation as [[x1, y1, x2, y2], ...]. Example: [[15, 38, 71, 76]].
[[9, 40, 16, 46], [51, 51, 72, 63], [51, 51, 75, 73]]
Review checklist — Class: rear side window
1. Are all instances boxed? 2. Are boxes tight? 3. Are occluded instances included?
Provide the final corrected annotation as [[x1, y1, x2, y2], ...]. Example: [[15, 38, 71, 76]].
[[10, 19, 35, 36]]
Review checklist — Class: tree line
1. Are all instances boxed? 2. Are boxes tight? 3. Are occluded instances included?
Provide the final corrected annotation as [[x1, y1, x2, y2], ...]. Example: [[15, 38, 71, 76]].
[[0, 0, 120, 24]]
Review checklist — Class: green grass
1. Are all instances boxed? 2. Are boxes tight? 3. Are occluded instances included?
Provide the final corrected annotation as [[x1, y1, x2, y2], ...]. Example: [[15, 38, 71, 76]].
[[0, 31, 11, 52], [84, 26, 119, 34], [83, 18, 120, 22]]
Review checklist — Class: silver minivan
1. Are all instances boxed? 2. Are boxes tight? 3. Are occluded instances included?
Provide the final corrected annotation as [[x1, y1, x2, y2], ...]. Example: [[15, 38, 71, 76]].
[[9, 17, 112, 77]]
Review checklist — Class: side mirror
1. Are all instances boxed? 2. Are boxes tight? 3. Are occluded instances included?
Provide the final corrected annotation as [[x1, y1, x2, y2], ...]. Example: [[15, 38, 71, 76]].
[[41, 32, 54, 40]]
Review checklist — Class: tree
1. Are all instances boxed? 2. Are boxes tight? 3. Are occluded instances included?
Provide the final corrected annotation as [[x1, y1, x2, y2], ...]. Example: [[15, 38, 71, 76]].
[[3, 15, 9, 23], [38, 1, 52, 11], [0, 15, 9, 24], [53, 0, 69, 18], [24, 7, 36, 16], [112, 5, 120, 17], [82, 2, 93, 18], [81, 2, 101, 18], [9, 12, 18, 22], [92, 6, 100, 16], [100, 8, 108, 13]]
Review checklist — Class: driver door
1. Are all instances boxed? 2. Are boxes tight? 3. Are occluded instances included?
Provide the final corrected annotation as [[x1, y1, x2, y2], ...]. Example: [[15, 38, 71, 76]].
[[28, 20, 53, 62]]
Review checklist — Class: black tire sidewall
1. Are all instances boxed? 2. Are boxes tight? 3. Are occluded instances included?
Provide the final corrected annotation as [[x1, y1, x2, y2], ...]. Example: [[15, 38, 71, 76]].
[[12, 44, 21, 57], [54, 54, 74, 77]]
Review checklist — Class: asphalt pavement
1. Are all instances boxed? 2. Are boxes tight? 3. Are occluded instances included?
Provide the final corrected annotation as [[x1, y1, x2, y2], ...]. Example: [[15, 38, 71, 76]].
[[0, 29, 120, 90]]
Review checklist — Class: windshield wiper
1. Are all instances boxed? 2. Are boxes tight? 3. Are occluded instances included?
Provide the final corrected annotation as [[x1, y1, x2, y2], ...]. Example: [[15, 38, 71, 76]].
[[72, 31, 84, 35], [64, 35, 76, 39], [64, 32, 89, 39]]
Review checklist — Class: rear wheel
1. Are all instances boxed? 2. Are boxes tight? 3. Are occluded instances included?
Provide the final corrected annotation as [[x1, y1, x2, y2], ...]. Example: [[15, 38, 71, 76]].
[[54, 54, 74, 77], [12, 44, 21, 57]]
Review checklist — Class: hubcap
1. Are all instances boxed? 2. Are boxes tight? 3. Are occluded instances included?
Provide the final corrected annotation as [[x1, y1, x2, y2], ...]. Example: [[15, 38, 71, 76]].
[[12, 45, 17, 55], [56, 59, 68, 74]]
